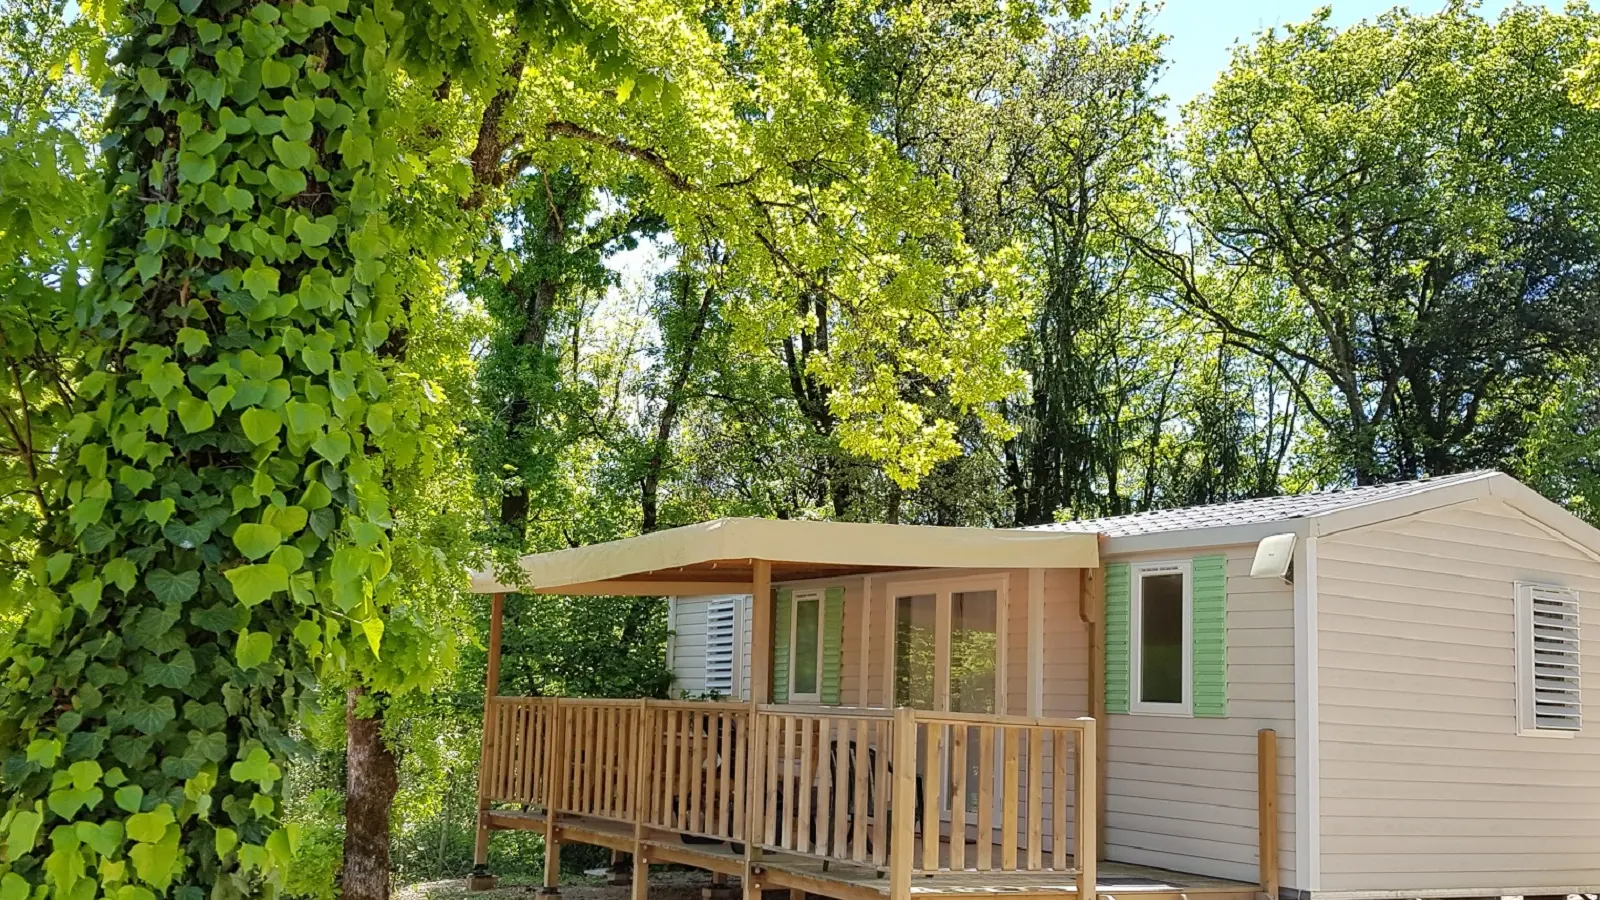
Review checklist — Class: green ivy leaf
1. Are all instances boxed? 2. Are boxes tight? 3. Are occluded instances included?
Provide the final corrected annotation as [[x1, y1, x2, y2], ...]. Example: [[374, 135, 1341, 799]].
[[260, 58, 293, 88], [312, 431, 350, 464], [228, 745, 280, 788], [136, 67, 167, 102], [266, 165, 308, 196], [5, 808, 42, 859], [241, 261, 280, 301], [178, 394, 215, 433], [232, 523, 282, 560], [293, 216, 333, 246], [140, 650, 196, 689], [240, 407, 282, 444], [234, 630, 273, 669], [114, 785, 144, 813], [177, 152, 216, 184], [121, 696, 176, 736], [141, 361, 185, 399], [144, 498, 176, 525], [365, 402, 393, 435], [271, 136, 314, 170], [145, 569, 200, 604], [226, 563, 287, 606], [104, 558, 138, 592], [177, 327, 210, 355]]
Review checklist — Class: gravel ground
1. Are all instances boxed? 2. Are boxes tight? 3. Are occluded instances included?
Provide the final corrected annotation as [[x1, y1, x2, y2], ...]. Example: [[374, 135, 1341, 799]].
[[398, 870, 733, 900]]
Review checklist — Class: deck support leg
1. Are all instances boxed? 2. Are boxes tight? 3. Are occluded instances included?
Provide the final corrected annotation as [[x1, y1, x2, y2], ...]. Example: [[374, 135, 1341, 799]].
[[741, 862, 761, 900], [629, 851, 648, 900], [538, 832, 561, 897], [608, 849, 632, 886], [703, 872, 737, 900], [467, 812, 496, 891]]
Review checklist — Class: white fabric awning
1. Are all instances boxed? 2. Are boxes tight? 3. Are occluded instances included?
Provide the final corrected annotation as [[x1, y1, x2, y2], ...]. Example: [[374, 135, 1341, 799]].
[[468, 517, 1100, 594]]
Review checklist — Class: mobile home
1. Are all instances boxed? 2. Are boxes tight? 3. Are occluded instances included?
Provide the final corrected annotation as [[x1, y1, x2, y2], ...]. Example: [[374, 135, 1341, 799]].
[[471, 470, 1600, 900]]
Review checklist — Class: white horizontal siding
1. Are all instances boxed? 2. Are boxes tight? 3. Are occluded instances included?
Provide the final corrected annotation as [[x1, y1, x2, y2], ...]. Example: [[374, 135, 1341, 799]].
[[1317, 497, 1600, 893], [670, 597, 709, 697], [1104, 548, 1297, 889]]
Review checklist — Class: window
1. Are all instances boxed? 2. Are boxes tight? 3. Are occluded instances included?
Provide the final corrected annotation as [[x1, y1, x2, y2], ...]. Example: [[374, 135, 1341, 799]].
[[789, 590, 824, 702], [1131, 561, 1192, 716], [1516, 582, 1581, 736], [705, 596, 739, 697]]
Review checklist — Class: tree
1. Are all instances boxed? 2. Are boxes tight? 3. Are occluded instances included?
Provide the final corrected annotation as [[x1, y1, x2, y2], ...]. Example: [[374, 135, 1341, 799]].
[[1141, 4, 1600, 485]]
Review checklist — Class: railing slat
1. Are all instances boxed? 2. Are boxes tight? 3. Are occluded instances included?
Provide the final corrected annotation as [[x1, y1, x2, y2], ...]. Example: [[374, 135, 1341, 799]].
[[921, 723, 941, 870], [1002, 726, 1019, 871], [732, 711, 747, 840], [832, 714, 857, 851], [1028, 727, 1044, 870], [950, 724, 967, 871], [814, 717, 832, 856], [872, 718, 889, 867], [763, 714, 780, 847], [1052, 729, 1068, 871], [782, 715, 798, 850], [976, 726, 993, 871], [798, 716, 815, 853]]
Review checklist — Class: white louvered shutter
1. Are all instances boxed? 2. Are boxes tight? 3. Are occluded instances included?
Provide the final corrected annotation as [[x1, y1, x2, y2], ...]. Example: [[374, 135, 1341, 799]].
[[705, 596, 738, 697], [1516, 583, 1582, 734]]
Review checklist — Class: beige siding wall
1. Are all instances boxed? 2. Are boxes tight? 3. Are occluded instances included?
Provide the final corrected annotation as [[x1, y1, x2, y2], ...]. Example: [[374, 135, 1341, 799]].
[[1317, 498, 1600, 893], [1104, 547, 1298, 889]]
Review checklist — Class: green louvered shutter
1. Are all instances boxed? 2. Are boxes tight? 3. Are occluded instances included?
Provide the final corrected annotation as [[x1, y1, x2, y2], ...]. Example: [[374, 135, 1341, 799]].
[[1192, 554, 1228, 717], [820, 586, 845, 705], [772, 588, 792, 703], [1104, 563, 1131, 714]]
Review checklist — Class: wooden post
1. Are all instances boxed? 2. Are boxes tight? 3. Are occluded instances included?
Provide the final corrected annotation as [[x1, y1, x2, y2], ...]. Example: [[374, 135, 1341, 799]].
[[1258, 729, 1279, 900], [539, 704, 564, 898], [470, 592, 505, 891], [1075, 719, 1097, 900], [630, 853, 649, 900], [888, 708, 918, 899], [746, 559, 772, 872]]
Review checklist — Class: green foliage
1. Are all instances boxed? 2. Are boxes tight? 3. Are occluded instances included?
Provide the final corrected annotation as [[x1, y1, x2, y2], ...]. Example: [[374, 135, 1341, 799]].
[[1160, 4, 1600, 486], [0, 0, 426, 894]]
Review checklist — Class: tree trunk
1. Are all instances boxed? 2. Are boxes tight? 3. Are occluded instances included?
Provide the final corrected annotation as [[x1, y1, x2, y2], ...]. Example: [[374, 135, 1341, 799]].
[[344, 687, 398, 900]]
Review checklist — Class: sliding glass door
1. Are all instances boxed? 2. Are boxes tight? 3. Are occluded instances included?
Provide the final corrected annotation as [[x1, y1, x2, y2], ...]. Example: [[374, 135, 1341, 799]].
[[890, 578, 1007, 824]]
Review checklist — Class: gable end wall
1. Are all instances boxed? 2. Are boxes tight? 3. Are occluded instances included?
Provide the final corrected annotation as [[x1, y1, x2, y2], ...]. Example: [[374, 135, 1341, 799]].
[[1315, 497, 1600, 893]]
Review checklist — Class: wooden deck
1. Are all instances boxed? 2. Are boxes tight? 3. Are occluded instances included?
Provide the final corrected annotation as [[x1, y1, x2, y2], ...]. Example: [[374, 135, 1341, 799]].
[[473, 698, 1280, 900], [487, 811, 1258, 900]]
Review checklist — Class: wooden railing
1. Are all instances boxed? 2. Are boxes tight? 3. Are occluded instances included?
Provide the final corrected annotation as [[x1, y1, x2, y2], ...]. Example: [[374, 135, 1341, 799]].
[[482, 697, 557, 809], [642, 701, 751, 843], [480, 698, 1098, 895], [749, 706, 897, 868], [907, 710, 1095, 876]]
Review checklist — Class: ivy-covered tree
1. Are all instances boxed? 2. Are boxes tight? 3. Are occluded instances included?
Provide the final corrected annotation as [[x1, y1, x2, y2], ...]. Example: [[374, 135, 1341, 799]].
[[0, 0, 436, 893]]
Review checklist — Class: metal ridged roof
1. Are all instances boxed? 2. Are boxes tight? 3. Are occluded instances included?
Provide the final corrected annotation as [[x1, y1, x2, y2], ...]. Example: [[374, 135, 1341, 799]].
[[1029, 470, 1498, 538]]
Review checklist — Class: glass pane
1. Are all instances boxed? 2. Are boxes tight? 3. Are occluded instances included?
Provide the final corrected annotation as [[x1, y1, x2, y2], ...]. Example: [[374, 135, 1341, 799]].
[[1140, 573, 1184, 704], [794, 597, 819, 696], [950, 590, 999, 813], [950, 590, 998, 715], [894, 594, 937, 710]]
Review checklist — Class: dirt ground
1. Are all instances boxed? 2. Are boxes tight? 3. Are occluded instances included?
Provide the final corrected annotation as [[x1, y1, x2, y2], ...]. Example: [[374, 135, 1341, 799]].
[[398, 870, 733, 900]]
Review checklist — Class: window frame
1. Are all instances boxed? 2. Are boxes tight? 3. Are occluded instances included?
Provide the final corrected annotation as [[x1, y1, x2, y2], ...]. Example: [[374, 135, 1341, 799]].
[[885, 573, 1010, 712], [786, 589, 825, 704], [1129, 560, 1194, 717], [1515, 581, 1582, 739]]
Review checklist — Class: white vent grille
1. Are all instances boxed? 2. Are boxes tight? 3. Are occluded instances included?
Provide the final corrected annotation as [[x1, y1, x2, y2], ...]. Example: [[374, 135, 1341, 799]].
[[705, 597, 738, 696], [1516, 583, 1582, 734]]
